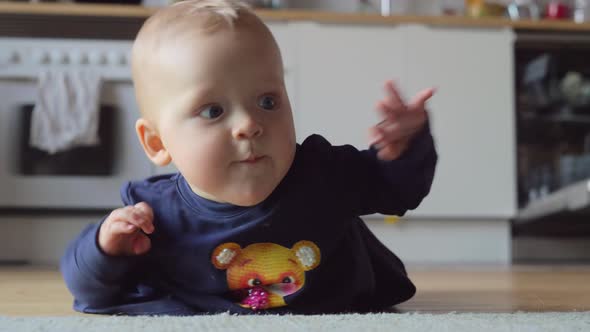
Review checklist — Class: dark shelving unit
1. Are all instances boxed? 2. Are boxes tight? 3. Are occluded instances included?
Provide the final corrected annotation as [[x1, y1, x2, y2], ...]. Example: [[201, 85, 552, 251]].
[[515, 32, 590, 223]]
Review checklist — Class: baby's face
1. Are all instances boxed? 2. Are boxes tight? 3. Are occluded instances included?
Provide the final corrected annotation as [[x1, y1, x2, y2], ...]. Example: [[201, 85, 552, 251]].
[[150, 20, 296, 206]]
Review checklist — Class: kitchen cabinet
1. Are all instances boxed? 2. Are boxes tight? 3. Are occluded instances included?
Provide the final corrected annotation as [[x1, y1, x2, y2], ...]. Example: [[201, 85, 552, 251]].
[[403, 25, 517, 218]]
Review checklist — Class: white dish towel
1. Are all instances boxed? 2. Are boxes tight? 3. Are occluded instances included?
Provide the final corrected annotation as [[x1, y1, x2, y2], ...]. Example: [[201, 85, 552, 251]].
[[30, 68, 102, 154]]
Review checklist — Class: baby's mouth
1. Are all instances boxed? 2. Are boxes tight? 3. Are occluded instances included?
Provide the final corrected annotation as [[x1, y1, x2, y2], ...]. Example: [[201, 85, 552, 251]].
[[239, 155, 265, 164]]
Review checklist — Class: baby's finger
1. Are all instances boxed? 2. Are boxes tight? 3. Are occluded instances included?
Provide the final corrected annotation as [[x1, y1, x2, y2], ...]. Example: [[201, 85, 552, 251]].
[[375, 101, 396, 123], [383, 80, 407, 112], [132, 236, 151, 255], [408, 88, 435, 112], [134, 202, 154, 221], [368, 125, 384, 147], [381, 122, 426, 147], [110, 220, 139, 235], [120, 206, 155, 234], [107, 208, 132, 225], [377, 111, 422, 139]]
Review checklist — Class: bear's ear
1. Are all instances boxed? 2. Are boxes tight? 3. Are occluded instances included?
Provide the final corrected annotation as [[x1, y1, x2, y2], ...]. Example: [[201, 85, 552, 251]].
[[292, 241, 321, 271], [211, 243, 242, 270]]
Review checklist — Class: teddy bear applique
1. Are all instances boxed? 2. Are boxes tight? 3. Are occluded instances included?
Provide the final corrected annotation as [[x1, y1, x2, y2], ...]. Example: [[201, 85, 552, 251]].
[[211, 241, 321, 311]]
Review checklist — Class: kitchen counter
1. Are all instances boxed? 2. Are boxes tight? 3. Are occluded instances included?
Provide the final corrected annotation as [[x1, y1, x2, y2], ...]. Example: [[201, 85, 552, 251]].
[[2, 2, 590, 32]]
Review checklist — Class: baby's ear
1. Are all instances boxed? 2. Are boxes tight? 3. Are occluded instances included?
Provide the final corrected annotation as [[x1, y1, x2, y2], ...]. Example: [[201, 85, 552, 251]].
[[135, 118, 171, 166], [211, 243, 242, 270]]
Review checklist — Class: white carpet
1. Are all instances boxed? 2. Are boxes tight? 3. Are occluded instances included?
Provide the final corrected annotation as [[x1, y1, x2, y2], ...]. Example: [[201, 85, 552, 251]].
[[1, 312, 589, 332]]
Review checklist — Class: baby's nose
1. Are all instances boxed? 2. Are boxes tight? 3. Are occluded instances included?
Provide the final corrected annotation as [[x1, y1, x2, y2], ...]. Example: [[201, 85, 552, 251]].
[[232, 114, 263, 139]]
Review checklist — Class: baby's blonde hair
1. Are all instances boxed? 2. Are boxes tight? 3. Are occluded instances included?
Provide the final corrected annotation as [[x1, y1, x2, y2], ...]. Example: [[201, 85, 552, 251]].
[[131, 0, 260, 118], [171, 0, 253, 30]]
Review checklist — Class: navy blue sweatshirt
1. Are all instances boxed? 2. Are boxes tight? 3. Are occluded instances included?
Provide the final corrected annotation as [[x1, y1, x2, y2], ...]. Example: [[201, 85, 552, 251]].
[[61, 129, 437, 315]]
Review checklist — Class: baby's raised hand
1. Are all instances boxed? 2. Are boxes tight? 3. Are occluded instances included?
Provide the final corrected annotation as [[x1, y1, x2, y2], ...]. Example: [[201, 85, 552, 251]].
[[369, 80, 435, 161], [98, 202, 154, 256]]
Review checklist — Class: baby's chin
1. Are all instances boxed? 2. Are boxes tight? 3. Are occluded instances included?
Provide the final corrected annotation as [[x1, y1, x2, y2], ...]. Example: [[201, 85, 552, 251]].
[[224, 189, 274, 207], [189, 180, 279, 206]]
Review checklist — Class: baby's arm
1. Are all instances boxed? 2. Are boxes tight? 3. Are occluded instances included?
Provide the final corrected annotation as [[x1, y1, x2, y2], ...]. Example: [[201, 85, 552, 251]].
[[315, 80, 437, 217], [369, 80, 434, 161], [60, 203, 154, 311], [361, 80, 437, 215]]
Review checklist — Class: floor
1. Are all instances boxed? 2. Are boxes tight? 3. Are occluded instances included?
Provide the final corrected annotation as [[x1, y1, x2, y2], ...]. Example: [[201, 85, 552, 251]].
[[401, 265, 590, 313], [1, 265, 589, 316]]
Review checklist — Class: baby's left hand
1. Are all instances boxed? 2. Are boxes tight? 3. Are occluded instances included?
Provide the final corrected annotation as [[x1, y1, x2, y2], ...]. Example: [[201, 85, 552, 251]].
[[369, 80, 435, 161]]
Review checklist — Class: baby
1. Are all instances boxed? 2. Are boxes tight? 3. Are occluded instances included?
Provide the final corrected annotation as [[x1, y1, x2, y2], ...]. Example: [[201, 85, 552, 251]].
[[61, 0, 437, 315]]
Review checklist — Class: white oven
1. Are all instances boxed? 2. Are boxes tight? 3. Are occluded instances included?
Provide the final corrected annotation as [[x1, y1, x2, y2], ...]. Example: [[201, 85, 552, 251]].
[[0, 38, 153, 210]]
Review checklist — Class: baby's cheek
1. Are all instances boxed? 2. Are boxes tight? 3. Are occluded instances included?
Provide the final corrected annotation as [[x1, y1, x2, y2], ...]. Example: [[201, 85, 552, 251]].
[[183, 152, 228, 194]]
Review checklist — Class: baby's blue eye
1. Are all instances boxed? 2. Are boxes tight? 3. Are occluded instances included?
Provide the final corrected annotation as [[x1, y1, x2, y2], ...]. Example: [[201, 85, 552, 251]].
[[200, 105, 224, 119], [258, 95, 277, 111]]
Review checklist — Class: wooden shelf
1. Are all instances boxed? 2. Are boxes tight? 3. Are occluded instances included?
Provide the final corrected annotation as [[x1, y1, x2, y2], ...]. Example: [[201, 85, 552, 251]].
[[2, 2, 590, 32], [0, 2, 153, 17]]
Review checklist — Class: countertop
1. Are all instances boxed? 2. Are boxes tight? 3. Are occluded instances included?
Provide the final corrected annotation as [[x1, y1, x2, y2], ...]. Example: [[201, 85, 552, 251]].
[[2, 2, 590, 32]]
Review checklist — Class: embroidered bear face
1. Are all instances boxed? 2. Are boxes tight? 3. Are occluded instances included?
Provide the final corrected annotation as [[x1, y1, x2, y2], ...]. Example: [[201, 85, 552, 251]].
[[211, 241, 321, 310]]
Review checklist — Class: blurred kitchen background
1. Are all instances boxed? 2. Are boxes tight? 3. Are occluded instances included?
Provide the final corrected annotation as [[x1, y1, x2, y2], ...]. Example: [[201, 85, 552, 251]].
[[1, 0, 590, 267]]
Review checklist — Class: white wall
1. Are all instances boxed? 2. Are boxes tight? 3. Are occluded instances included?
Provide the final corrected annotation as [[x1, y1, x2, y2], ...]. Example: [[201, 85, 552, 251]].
[[0, 215, 95, 266]]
